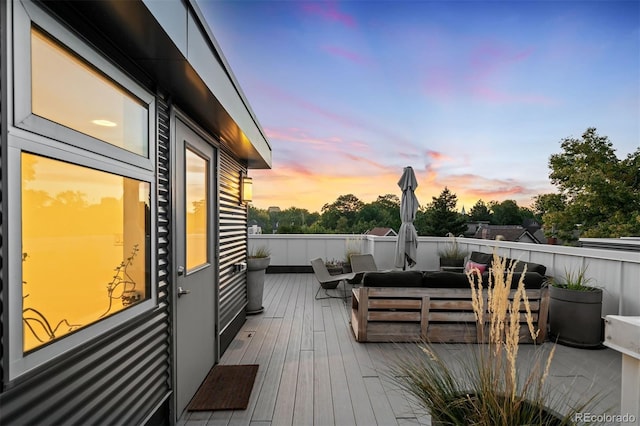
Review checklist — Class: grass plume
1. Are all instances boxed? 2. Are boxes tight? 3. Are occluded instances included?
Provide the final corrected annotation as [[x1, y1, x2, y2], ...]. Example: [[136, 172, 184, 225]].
[[392, 250, 597, 425]]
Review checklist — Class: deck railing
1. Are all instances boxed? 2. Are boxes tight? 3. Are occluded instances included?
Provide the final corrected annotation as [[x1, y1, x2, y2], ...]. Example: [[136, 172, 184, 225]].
[[248, 234, 640, 317]]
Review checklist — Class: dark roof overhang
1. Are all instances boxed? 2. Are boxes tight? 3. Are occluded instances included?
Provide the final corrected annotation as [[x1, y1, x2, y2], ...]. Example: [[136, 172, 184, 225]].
[[39, 0, 271, 169]]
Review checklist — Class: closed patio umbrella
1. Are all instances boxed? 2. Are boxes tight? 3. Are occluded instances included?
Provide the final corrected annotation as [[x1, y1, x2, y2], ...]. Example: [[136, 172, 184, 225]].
[[394, 166, 419, 269]]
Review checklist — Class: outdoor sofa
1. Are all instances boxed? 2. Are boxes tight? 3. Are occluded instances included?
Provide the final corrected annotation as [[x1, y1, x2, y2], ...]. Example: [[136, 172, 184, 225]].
[[350, 251, 550, 343]]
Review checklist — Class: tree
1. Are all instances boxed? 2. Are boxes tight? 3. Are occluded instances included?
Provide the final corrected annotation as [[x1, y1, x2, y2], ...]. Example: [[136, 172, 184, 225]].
[[532, 193, 566, 218], [419, 187, 467, 236], [468, 200, 492, 222], [490, 200, 523, 225], [248, 206, 272, 234], [544, 128, 640, 241], [355, 194, 401, 233], [320, 194, 364, 231]]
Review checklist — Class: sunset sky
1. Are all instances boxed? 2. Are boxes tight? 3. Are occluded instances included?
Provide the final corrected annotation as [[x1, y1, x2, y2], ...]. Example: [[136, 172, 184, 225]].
[[199, 0, 639, 213]]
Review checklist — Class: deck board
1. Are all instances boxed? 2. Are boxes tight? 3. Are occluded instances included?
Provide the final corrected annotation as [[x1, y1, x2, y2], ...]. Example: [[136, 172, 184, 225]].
[[177, 273, 622, 426]]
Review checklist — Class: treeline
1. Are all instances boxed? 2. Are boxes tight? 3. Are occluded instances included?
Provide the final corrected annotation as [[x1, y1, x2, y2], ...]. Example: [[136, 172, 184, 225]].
[[249, 189, 538, 236], [250, 128, 640, 243]]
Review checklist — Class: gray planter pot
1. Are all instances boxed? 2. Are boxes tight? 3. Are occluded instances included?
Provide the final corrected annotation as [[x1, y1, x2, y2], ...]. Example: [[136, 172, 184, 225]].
[[549, 285, 603, 348], [247, 257, 270, 315], [431, 394, 563, 426], [440, 257, 464, 268]]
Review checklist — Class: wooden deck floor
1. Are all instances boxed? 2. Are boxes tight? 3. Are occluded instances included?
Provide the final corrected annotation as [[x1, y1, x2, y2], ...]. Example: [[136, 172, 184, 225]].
[[179, 273, 622, 426]]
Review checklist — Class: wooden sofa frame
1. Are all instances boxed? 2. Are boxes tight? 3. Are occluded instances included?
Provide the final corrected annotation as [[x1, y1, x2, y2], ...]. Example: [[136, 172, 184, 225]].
[[351, 286, 549, 344]]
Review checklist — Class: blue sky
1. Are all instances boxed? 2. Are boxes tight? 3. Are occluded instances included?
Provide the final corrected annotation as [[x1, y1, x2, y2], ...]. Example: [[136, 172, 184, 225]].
[[198, 0, 640, 212]]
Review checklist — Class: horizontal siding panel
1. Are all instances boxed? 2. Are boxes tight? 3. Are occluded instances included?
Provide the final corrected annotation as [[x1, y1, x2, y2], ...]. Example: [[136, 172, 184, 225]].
[[1, 311, 170, 425], [0, 95, 172, 425], [218, 148, 248, 332]]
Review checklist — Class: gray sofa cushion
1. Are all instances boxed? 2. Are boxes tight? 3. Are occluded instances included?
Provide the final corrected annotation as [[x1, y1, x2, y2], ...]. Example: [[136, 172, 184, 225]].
[[422, 271, 473, 288], [468, 251, 547, 276], [362, 269, 546, 290], [480, 271, 546, 289], [362, 270, 423, 287]]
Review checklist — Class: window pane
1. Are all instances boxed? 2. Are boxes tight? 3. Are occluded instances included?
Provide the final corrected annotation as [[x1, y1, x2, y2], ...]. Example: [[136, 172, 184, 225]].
[[186, 149, 208, 270], [31, 28, 148, 157], [21, 153, 151, 353]]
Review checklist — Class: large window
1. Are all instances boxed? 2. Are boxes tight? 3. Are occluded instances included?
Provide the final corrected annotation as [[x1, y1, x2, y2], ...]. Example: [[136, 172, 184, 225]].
[[22, 153, 151, 352], [9, 2, 156, 380], [31, 28, 149, 157]]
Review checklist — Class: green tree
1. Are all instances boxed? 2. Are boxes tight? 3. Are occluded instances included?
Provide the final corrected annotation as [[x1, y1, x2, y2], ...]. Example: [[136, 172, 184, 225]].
[[320, 194, 364, 232], [532, 193, 566, 219], [419, 187, 467, 236], [276, 207, 315, 233], [248, 206, 272, 234], [545, 128, 640, 242], [355, 194, 401, 233], [490, 200, 523, 225], [468, 200, 492, 222]]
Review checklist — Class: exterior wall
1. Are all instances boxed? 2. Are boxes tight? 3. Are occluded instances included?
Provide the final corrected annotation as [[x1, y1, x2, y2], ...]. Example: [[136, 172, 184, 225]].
[[0, 0, 5, 389], [0, 95, 172, 425], [0, 1, 264, 423], [249, 234, 640, 317], [218, 147, 249, 351]]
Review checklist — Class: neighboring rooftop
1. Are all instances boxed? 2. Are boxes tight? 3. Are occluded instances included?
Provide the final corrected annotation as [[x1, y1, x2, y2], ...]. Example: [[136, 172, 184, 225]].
[[365, 227, 398, 237], [473, 224, 543, 244]]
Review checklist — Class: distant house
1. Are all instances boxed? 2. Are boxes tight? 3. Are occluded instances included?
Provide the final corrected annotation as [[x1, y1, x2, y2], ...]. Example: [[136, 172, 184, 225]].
[[366, 227, 398, 237], [473, 225, 543, 244]]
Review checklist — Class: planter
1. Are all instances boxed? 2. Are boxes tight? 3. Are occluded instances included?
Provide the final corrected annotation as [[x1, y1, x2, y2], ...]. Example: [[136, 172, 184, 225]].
[[326, 265, 343, 275], [247, 257, 270, 315], [549, 285, 603, 348], [439, 257, 465, 271], [431, 394, 563, 426]]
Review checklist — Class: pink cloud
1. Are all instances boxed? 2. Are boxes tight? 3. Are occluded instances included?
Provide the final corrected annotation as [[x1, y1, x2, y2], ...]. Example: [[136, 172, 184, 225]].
[[422, 39, 557, 105], [256, 83, 421, 149], [301, 2, 356, 28], [469, 43, 533, 79], [343, 153, 390, 171], [321, 45, 371, 66], [265, 127, 343, 149], [426, 150, 450, 162], [471, 86, 557, 105]]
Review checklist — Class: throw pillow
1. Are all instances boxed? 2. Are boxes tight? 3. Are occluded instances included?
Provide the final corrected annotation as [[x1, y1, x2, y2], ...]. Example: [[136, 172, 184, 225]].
[[465, 260, 487, 275]]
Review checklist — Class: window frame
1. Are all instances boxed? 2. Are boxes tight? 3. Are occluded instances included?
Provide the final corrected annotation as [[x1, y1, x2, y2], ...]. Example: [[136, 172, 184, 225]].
[[7, 1, 158, 381], [13, 0, 156, 171]]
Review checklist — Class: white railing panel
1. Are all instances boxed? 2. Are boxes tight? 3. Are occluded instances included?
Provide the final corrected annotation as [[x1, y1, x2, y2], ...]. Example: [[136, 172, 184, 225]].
[[249, 234, 640, 315]]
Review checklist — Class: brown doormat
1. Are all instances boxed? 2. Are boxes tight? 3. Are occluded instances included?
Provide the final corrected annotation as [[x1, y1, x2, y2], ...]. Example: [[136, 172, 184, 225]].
[[188, 364, 259, 411]]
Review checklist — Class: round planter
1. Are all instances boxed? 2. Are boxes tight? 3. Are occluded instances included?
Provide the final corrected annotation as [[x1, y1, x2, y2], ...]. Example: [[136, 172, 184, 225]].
[[326, 265, 343, 275], [247, 257, 270, 315], [440, 257, 464, 268], [549, 285, 603, 348], [431, 394, 563, 426]]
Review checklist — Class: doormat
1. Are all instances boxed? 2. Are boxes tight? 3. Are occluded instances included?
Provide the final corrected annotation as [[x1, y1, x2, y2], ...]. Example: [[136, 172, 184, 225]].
[[188, 364, 259, 411]]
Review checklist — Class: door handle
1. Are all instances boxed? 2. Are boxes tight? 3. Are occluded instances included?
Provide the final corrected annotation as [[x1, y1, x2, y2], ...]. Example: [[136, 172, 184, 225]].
[[177, 286, 191, 297], [177, 266, 185, 276]]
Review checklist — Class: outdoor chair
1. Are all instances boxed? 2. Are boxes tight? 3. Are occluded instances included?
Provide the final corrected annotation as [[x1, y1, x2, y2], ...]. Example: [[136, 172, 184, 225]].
[[349, 254, 378, 274], [348, 254, 379, 285], [310, 257, 356, 300]]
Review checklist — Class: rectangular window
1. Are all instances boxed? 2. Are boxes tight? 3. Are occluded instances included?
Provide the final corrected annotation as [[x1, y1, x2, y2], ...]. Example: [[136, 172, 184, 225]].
[[21, 153, 151, 353], [186, 148, 208, 270], [31, 27, 149, 157]]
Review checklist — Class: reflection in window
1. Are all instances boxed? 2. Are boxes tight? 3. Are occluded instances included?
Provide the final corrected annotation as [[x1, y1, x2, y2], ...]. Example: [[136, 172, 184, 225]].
[[21, 153, 151, 352], [186, 149, 208, 270], [31, 27, 148, 157]]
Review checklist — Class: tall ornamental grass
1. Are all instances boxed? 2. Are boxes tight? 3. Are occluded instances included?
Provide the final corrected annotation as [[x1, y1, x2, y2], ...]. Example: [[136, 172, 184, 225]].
[[392, 251, 597, 426]]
